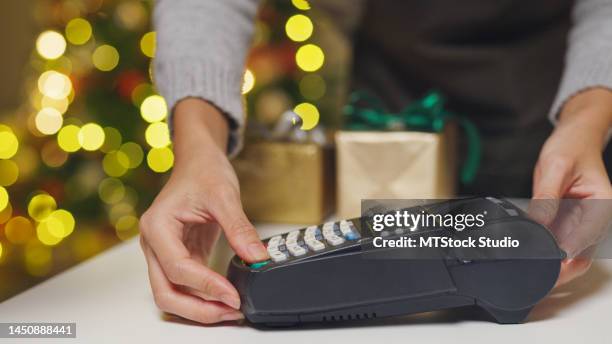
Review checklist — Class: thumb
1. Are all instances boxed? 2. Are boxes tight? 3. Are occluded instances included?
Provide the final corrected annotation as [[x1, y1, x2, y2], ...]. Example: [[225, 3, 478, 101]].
[[211, 190, 269, 263], [529, 159, 572, 226]]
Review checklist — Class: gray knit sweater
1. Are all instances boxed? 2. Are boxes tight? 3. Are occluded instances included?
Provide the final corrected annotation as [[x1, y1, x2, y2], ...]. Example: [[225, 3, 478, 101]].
[[154, 0, 612, 156]]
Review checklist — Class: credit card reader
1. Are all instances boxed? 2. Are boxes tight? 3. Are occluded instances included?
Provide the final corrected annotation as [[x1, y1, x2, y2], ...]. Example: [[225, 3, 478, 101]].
[[227, 197, 564, 326]]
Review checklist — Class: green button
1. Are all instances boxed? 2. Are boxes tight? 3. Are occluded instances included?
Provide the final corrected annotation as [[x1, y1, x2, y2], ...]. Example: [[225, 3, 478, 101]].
[[250, 260, 271, 269]]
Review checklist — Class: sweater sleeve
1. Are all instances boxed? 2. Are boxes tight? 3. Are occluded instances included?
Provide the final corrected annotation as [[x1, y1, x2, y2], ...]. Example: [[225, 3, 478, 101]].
[[550, 0, 612, 138], [153, 0, 260, 157]]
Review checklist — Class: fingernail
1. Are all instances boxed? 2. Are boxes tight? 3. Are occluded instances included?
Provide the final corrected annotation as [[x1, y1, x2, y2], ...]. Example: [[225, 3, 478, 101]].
[[248, 242, 268, 261], [221, 311, 244, 322], [221, 293, 241, 310]]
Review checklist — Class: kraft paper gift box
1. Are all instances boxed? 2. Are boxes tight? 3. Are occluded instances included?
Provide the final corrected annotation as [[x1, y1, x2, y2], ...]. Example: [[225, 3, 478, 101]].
[[232, 141, 334, 224], [335, 127, 457, 219]]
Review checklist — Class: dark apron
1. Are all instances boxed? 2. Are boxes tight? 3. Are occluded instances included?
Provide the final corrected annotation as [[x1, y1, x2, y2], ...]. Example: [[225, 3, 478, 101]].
[[352, 0, 575, 197]]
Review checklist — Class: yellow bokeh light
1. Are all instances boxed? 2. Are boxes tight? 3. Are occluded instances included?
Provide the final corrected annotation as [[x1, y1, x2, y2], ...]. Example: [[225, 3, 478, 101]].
[[0, 202, 11, 224], [140, 95, 167, 123], [120, 142, 144, 168], [285, 14, 313, 42], [5, 216, 34, 244], [28, 193, 57, 222], [242, 69, 256, 94], [65, 18, 92, 45], [292, 0, 311, 10], [140, 31, 156, 58], [293, 102, 320, 130], [103, 151, 130, 177], [36, 30, 66, 60], [35, 107, 63, 135], [36, 217, 63, 246], [78, 123, 105, 151], [0, 130, 18, 159], [25, 242, 52, 276], [41, 96, 69, 114], [57, 125, 81, 152], [98, 178, 125, 204], [145, 122, 171, 148], [147, 147, 174, 173], [115, 215, 140, 241], [296, 44, 325, 72], [299, 74, 326, 100], [47, 209, 75, 238], [101, 127, 123, 153], [92, 45, 120, 71], [0, 160, 19, 186], [0, 186, 8, 212], [0, 242, 3, 260], [38, 71, 72, 100]]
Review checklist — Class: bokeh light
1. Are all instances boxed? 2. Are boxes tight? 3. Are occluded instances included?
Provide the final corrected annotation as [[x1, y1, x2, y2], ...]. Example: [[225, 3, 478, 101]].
[[100, 127, 123, 153], [119, 142, 144, 168], [0, 128, 19, 159], [140, 95, 167, 122], [293, 102, 320, 130], [37, 217, 63, 246], [38, 71, 72, 100], [98, 178, 125, 204], [46, 209, 76, 239], [41, 140, 69, 168], [25, 242, 52, 276], [285, 14, 313, 42], [131, 83, 155, 106], [35, 107, 63, 135], [57, 125, 81, 152], [140, 31, 156, 58], [102, 151, 130, 177], [0, 202, 11, 224], [145, 122, 171, 148], [28, 193, 57, 222], [0, 160, 19, 186], [92, 45, 120, 71], [292, 0, 311, 10], [296, 44, 325, 72], [242, 69, 256, 94], [0, 186, 8, 212], [299, 74, 326, 100], [78, 123, 105, 151], [41, 96, 69, 114], [147, 147, 174, 173], [115, 215, 140, 241], [65, 18, 92, 45], [5, 216, 34, 245], [36, 31, 66, 60]]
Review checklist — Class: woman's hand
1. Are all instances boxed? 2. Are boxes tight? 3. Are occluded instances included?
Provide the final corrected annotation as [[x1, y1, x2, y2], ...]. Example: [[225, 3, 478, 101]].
[[530, 88, 612, 286], [139, 98, 269, 323]]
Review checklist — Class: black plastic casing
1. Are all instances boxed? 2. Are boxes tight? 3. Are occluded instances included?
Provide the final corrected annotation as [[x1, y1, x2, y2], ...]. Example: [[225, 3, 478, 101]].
[[227, 198, 564, 326]]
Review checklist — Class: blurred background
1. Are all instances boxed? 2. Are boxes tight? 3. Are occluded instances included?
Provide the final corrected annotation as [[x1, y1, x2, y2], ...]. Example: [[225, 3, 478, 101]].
[[0, 0, 346, 301]]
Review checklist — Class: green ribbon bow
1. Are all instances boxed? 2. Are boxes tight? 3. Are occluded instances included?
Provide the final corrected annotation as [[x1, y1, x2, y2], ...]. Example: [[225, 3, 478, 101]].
[[343, 91, 481, 184]]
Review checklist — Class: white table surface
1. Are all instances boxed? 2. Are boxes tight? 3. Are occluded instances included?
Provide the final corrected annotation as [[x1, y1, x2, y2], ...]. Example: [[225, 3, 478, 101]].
[[1, 221, 611, 344]]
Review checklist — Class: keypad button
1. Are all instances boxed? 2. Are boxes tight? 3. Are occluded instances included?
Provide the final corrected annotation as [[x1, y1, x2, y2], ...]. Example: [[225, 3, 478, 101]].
[[250, 260, 270, 269], [305, 238, 325, 251], [287, 243, 307, 257], [322, 221, 335, 232], [270, 251, 288, 263], [326, 235, 345, 246], [268, 235, 282, 247]]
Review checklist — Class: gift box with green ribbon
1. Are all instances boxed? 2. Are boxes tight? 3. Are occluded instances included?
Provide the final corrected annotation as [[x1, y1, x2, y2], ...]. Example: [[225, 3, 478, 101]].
[[336, 91, 481, 218]]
